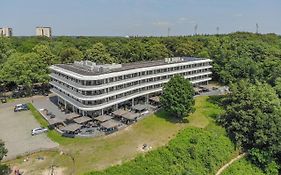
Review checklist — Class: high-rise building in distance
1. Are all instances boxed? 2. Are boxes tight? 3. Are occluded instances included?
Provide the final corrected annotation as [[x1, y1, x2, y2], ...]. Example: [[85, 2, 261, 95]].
[[0, 27, 13, 37], [36, 26, 52, 37]]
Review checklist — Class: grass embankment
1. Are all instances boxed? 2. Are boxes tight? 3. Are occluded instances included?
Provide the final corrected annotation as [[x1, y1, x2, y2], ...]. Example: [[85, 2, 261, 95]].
[[87, 126, 235, 175], [27, 103, 49, 127], [86, 97, 236, 175], [10, 96, 237, 175], [221, 158, 265, 175]]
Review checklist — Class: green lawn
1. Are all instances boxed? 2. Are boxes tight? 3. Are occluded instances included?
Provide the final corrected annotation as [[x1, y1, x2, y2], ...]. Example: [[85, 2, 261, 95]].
[[187, 95, 222, 128], [7, 96, 227, 175]]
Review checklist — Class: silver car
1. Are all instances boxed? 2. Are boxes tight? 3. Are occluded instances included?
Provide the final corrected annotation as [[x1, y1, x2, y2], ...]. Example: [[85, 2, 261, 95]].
[[31, 127, 48, 136]]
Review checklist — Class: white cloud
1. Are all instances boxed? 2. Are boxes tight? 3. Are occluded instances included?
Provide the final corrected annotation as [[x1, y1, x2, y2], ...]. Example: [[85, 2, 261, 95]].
[[152, 21, 172, 27], [177, 17, 196, 24]]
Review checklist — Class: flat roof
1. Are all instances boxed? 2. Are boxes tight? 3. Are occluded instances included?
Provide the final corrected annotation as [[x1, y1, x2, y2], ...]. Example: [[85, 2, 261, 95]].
[[94, 115, 113, 122], [73, 116, 92, 124], [54, 57, 209, 76], [100, 119, 120, 129], [61, 123, 82, 132], [122, 111, 139, 120], [48, 118, 64, 125], [65, 113, 80, 120], [112, 109, 128, 116], [132, 104, 148, 111]]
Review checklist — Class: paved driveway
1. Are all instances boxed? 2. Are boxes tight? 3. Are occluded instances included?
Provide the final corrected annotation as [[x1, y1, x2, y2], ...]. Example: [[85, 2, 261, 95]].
[[0, 102, 58, 160]]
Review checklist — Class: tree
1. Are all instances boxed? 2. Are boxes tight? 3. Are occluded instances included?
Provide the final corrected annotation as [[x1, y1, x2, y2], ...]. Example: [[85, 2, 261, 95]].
[[126, 40, 147, 62], [218, 80, 281, 172], [0, 52, 49, 89], [107, 42, 127, 63], [145, 40, 171, 60], [175, 40, 197, 57], [160, 75, 195, 118], [0, 140, 8, 175], [274, 77, 281, 98], [32, 44, 58, 65], [84, 42, 115, 63], [0, 38, 13, 65], [59, 47, 83, 63]]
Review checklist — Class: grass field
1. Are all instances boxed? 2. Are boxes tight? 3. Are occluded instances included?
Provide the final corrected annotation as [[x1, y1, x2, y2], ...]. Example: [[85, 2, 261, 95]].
[[6, 96, 224, 175]]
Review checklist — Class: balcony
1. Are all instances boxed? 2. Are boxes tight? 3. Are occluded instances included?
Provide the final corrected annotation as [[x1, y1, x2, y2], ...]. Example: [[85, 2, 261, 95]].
[[50, 72, 212, 101], [50, 65, 212, 91], [51, 76, 212, 111]]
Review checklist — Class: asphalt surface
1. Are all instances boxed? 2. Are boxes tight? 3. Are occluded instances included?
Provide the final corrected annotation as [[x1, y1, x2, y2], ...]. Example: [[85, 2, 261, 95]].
[[0, 98, 58, 160], [32, 95, 68, 122]]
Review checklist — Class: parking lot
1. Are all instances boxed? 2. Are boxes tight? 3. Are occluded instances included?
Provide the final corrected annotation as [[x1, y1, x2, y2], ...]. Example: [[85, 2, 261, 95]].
[[0, 102, 58, 160]]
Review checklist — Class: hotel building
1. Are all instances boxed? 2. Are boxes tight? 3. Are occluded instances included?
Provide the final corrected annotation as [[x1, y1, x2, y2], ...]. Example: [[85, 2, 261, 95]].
[[49, 57, 212, 117]]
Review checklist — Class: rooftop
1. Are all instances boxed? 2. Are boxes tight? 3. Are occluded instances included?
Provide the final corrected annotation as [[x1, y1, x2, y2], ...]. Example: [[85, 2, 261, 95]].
[[112, 109, 128, 116], [121, 111, 139, 120], [100, 119, 120, 129], [53, 57, 210, 76], [61, 123, 82, 132], [132, 104, 148, 111], [65, 113, 80, 121], [73, 116, 92, 124], [94, 115, 113, 122]]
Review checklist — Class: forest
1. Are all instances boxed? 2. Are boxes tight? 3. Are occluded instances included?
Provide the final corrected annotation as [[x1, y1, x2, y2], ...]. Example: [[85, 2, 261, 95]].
[[0, 32, 281, 90]]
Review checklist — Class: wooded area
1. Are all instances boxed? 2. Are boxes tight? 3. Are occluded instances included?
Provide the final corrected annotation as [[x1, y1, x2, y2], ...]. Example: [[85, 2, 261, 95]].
[[1, 32, 281, 90]]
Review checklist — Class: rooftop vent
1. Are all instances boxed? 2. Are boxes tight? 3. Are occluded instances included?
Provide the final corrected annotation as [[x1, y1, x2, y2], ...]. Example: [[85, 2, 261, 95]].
[[164, 57, 184, 63], [74, 60, 122, 72]]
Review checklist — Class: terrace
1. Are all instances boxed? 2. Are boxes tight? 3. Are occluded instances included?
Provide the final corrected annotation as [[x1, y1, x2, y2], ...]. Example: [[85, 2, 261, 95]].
[[32, 94, 159, 138]]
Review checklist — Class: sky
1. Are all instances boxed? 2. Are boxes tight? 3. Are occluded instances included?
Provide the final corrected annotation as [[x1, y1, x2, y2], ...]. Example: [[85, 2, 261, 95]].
[[1, 0, 280, 36]]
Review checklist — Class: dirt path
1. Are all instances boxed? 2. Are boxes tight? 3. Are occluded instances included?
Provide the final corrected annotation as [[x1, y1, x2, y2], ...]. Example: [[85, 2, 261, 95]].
[[215, 153, 246, 175]]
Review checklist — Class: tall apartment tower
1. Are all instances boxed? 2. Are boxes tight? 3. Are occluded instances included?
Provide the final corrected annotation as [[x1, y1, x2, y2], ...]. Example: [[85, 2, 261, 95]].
[[0, 27, 13, 37], [36, 27, 52, 37]]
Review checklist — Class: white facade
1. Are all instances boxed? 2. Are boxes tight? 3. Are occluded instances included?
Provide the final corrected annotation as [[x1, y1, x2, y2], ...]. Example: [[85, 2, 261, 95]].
[[49, 57, 212, 117], [36, 27, 52, 37], [0, 27, 12, 37]]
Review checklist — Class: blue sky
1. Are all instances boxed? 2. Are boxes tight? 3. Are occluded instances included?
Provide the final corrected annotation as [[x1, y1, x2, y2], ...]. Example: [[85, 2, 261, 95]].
[[1, 0, 280, 36]]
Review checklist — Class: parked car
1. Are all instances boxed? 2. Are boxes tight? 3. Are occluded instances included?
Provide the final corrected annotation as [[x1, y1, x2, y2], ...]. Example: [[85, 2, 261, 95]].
[[47, 112, 55, 118], [140, 110, 150, 115], [14, 104, 29, 112], [0, 97, 7, 103], [31, 127, 48, 136]]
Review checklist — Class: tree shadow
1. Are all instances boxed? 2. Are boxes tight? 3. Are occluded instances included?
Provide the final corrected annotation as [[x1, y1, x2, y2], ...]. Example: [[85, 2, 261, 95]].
[[207, 95, 225, 106], [154, 109, 187, 124]]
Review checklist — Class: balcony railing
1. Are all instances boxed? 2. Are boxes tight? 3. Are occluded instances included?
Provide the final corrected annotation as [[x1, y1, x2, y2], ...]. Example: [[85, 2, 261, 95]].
[[51, 77, 211, 111], [50, 72, 212, 101], [50, 65, 212, 91]]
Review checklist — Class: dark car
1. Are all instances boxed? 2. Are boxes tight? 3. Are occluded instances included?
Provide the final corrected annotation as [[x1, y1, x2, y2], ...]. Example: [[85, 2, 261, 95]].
[[47, 112, 56, 118], [0, 97, 7, 103]]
